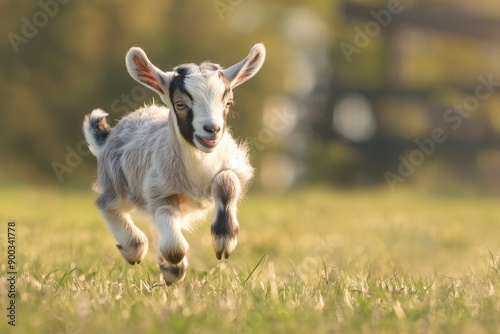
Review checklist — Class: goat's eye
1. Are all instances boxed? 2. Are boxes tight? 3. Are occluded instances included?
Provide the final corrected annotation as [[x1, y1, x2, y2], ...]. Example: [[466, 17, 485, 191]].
[[175, 102, 187, 110], [225, 100, 233, 108]]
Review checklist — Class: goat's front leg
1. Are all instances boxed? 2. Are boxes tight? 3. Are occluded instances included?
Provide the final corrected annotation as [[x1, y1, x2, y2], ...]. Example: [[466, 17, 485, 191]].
[[152, 196, 189, 284], [211, 170, 242, 260]]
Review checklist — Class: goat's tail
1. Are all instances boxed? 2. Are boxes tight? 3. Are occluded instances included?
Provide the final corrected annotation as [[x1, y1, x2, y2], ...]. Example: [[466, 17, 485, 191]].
[[83, 108, 112, 157]]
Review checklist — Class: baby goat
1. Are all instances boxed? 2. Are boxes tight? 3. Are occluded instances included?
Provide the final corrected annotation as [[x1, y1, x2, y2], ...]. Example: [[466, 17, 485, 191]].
[[83, 44, 265, 283]]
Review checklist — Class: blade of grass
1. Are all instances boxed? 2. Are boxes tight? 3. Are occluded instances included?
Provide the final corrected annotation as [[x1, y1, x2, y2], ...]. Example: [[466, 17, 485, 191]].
[[244, 253, 267, 285], [58, 267, 77, 286]]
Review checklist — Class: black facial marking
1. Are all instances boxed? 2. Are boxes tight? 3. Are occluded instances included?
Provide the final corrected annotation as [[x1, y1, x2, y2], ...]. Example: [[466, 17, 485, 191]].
[[175, 66, 190, 77], [169, 71, 196, 147], [175, 107, 195, 147], [169, 69, 193, 101]]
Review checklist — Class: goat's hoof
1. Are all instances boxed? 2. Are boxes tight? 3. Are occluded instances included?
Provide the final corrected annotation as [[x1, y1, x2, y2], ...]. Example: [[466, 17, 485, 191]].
[[212, 234, 237, 261], [215, 250, 230, 260], [116, 235, 149, 265], [160, 238, 189, 265], [164, 250, 186, 265], [159, 258, 187, 284], [160, 246, 188, 265]]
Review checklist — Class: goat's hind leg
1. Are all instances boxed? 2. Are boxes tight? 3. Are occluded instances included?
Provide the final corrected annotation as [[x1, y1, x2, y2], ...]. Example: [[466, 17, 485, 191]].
[[211, 170, 241, 260], [97, 195, 149, 264]]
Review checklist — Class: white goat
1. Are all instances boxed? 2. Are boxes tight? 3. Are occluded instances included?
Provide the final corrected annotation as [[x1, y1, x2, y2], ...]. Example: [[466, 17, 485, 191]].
[[83, 44, 265, 283]]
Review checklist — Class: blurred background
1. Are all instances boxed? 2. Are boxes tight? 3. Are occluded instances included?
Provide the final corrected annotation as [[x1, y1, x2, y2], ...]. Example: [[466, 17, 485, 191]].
[[2, 0, 500, 194]]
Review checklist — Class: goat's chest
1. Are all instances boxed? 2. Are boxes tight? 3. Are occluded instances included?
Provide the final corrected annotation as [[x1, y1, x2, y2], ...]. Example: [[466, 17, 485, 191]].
[[178, 192, 212, 214], [183, 153, 223, 197]]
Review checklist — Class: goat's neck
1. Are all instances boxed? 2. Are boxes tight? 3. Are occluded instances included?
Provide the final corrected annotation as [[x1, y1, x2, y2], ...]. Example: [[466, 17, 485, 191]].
[[168, 113, 222, 195]]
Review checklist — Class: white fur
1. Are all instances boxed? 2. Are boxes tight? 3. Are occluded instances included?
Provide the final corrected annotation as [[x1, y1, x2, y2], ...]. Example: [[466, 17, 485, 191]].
[[83, 108, 108, 156], [84, 44, 265, 283]]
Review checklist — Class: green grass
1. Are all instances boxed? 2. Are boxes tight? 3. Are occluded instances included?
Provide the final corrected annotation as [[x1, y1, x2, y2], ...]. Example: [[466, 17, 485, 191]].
[[0, 186, 499, 333]]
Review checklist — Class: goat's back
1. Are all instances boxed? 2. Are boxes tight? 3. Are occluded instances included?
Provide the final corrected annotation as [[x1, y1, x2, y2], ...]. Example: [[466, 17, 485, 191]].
[[95, 105, 178, 205]]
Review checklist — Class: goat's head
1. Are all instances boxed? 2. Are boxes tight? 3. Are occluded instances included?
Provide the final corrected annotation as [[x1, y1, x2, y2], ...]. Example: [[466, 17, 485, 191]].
[[125, 44, 266, 153]]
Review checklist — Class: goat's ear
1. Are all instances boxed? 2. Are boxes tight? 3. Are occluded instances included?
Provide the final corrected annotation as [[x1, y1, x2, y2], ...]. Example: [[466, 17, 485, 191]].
[[222, 43, 266, 88], [125, 47, 174, 97]]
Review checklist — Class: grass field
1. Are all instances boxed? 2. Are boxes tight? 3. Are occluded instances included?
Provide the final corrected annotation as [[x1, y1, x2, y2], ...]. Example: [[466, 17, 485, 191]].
[[0, 185, 499, 333]]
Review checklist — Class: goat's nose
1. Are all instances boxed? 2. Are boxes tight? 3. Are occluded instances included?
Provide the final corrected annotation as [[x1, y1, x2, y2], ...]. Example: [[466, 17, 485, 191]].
[[203, 124, 221, 134]]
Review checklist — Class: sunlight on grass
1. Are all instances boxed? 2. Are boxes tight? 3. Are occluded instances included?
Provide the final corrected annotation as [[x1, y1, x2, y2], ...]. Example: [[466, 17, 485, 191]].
[[0, 186, 499, 333]]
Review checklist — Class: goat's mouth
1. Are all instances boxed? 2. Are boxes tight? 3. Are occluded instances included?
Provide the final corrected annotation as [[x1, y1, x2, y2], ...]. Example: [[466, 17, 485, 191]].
[[195, 135, 219, 149]]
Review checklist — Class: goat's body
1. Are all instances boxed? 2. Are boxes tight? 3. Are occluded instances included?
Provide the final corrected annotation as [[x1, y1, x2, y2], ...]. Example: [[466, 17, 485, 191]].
[[92, 105, 252, 230], [84, 43, 265, 283]]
